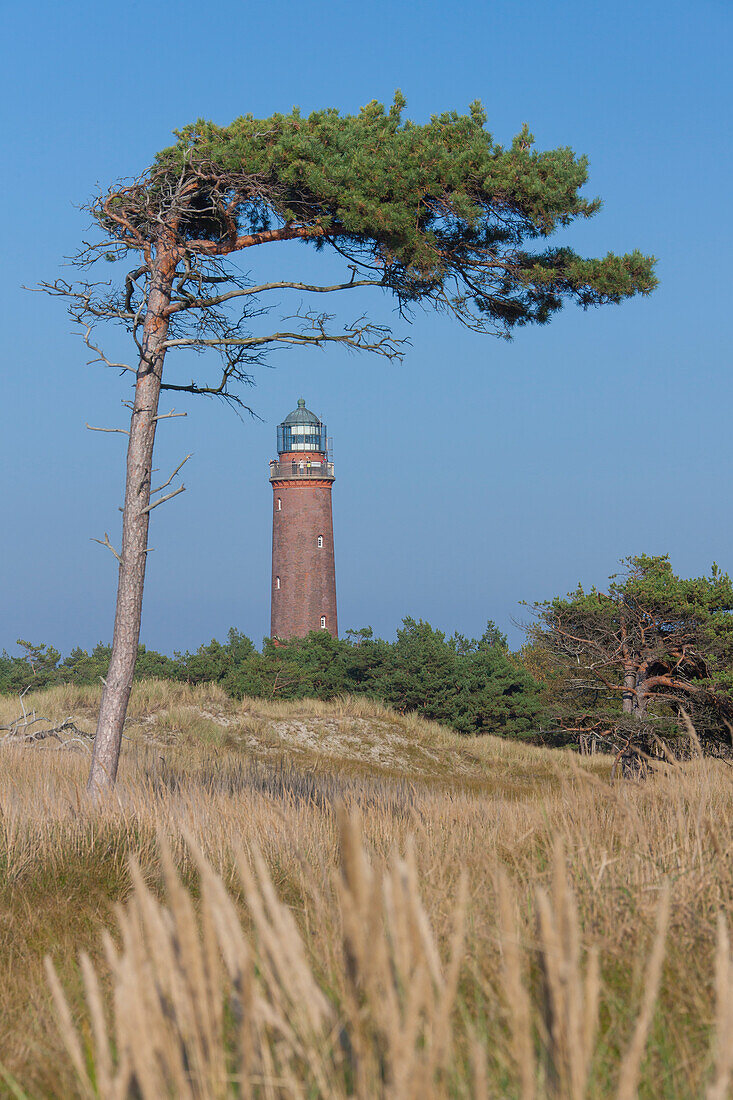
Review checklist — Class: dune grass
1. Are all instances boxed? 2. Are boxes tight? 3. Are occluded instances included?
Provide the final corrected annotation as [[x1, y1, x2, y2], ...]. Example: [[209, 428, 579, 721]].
[[0, 681, 730, 1097]]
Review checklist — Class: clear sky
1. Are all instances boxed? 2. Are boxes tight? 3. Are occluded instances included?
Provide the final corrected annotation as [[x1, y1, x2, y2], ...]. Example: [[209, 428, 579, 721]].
[[1, 0, 731, 655]]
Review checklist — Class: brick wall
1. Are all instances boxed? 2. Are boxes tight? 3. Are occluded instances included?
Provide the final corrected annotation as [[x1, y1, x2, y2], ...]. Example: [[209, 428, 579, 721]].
[[271, 480, 338, 639]]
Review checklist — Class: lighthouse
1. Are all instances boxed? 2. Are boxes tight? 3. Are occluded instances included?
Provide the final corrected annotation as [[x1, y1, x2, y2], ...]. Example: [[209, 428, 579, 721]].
[[269, 399, 338, 639]]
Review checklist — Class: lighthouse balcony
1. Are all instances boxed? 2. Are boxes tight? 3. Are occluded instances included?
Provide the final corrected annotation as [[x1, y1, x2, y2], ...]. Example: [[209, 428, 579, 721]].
[[269, 459, 335, 481]]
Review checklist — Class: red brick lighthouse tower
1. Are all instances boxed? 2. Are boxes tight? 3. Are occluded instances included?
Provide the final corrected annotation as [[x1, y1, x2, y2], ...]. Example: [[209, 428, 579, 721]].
[[270, 399, 338, 639]]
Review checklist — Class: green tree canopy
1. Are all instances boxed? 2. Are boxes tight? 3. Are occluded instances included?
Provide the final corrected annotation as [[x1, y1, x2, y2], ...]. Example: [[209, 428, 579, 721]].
[[525, 555, 733, 755], [376, 618, 540, 737], [100, 96, 658, 341]]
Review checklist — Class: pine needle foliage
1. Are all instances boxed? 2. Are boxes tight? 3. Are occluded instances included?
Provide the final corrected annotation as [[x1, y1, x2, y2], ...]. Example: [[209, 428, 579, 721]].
[[102, 94, 657, 338]]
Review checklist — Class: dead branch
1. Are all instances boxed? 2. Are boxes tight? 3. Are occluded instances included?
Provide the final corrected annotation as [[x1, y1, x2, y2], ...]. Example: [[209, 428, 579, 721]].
[[161, 319, 402, 358], [91, 532, 122, 563], [150, 453, 192, 495], [140, 484, 186, 514], [165, 275, 384, 315], [86, 423, 129, 435], [9, 719, 93, 745], [0, 690, 93, 747], [82, 325, 137, 374]]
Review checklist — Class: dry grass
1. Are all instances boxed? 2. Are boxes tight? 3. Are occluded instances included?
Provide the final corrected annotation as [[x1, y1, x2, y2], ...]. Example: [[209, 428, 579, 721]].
[[0, 681, 730, 1097]]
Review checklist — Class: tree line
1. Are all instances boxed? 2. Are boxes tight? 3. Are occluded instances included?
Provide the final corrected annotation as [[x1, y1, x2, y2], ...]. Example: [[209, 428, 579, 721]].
[[1, 620, 540, 740], [6, 556, 733, 759]]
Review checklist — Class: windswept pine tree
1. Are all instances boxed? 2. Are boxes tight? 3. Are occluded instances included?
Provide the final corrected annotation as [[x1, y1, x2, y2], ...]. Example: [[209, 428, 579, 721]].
[[43, 96, 657, 791], [525, 555, 733, 756]]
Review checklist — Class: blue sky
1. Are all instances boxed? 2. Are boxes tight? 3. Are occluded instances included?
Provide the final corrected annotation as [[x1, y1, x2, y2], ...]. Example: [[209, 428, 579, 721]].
[[1, 0, 731, 654]]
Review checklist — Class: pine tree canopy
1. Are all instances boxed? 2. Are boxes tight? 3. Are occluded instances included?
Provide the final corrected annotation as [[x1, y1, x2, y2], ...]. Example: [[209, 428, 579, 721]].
[[527, 555, 733, 750], [98, 95, 657, 337]]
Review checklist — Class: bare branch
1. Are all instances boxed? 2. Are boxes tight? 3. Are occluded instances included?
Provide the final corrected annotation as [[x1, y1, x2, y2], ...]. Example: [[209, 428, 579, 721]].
[[82, 325, 136, 374], [163, 330, 334, 350], [33, 280, 136, 323], [166, 275, 384, 316], [152, 409, 187, 422], [124, 265, 149, 312], [91, 533, 122, 563], [160, 377, 255, 405], [162, 312, 404, 360], [86, 423, 129, 435], [150, 453, 192, 494], [140, 485, 186, 514]]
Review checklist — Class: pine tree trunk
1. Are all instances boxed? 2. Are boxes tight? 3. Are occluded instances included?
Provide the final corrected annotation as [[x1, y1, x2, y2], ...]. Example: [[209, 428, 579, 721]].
[[622, 665, 636, 714], [635, 678, 648, 720], [87, 253, 175, 794]]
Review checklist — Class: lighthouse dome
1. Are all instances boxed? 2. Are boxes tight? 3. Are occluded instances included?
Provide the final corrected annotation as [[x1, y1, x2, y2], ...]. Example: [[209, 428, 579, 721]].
[[277, 398, 328, 453], [283, 398, 320, 425]]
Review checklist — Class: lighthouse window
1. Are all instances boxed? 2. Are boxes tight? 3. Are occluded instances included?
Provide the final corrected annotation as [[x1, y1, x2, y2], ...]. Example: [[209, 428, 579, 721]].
[[320, 616, 327, 629], [278, 422, 327, 453], [277, 498, 282, 511], [317, 535, 324, 548], [276, 576, 281, 589]]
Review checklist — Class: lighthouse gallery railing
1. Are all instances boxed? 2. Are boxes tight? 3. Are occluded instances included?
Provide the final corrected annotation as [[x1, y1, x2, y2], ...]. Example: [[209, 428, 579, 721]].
[[269, 461, 335, 481]]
